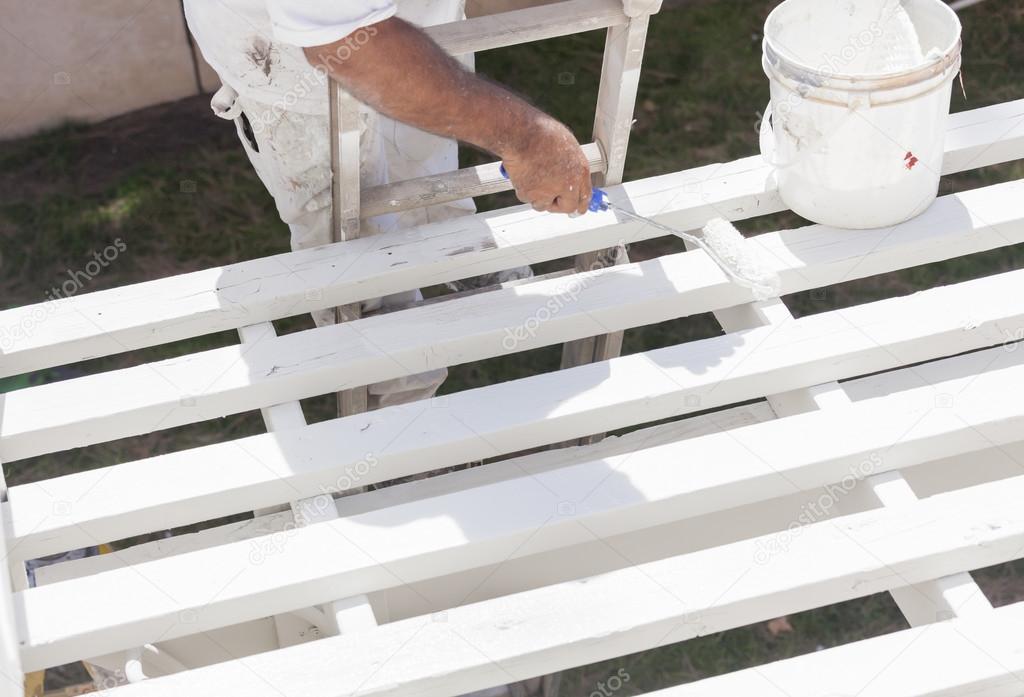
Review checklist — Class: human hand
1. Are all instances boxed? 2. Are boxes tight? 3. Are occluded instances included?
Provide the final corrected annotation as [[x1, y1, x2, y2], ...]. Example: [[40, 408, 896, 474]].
[[501, 116, 592, 216]]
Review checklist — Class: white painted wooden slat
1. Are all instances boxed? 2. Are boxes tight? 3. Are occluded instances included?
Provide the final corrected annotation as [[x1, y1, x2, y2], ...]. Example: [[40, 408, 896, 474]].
[[44, 401, 1017, 614], [15, 346, 1024, 670], [727, 304, 995, 627], [323, 595, 377, 637], [52, 388, 1006, 618], [424, 0, 626, 55], [107, 349, 285, 668], [0, 463, 28, 597], [32, 405, 882, 630], [238, 322, 377, 649], [1, 101, 1019, 380], [841, 471, 993, 625], [0, 491, 21, 697], [43, 461, 1008, 687], [701, 270, 993, 629], [8, 268, 1024, 558], [55, 472, 1024, 694], [941, 99, 1024, 175], [284, 497, 379, 642], [236, 324, 306, 434], [5, 177, 1024, 463], [32, 510, 296, 585], [653, 601, 1024, 697], [30, 402, 776, 587]]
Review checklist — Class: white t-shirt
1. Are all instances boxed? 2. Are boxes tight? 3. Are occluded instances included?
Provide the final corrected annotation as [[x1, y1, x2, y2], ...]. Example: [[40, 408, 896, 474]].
[[183, 0, 397, 112]]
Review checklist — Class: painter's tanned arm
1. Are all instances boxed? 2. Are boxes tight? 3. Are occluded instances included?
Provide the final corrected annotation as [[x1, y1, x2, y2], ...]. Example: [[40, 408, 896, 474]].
[[304, 17, 592, 215]]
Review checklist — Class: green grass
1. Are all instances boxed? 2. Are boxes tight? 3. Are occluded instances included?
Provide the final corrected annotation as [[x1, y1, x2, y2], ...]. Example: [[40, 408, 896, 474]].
[[1, 0, 1023, 692]]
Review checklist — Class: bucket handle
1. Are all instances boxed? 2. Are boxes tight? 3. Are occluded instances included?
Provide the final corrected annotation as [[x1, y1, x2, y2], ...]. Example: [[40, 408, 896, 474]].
[[760, 100, 858, 170], [759, 102, 808, 170]]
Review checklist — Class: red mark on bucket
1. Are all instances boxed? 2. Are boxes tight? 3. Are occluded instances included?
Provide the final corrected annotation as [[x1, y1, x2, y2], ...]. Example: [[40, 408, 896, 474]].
[[904, 151, 919, 170]]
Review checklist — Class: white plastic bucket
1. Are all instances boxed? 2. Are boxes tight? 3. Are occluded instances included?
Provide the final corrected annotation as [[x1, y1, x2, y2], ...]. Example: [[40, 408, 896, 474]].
[[760, 0, 962, 229]]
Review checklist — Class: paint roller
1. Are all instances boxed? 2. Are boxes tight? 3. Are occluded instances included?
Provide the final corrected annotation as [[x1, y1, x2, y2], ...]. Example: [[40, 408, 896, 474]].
[[500, 164, 781, 300]]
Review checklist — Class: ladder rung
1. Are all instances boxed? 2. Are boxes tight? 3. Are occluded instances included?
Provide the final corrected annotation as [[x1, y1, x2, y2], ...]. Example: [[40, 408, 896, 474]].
[[361, 142, 604, 217], [426, 0, 627, 55]]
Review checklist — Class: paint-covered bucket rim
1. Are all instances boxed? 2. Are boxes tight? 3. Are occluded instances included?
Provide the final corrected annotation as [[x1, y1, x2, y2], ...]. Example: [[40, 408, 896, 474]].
[[762, 0, 962, 92]]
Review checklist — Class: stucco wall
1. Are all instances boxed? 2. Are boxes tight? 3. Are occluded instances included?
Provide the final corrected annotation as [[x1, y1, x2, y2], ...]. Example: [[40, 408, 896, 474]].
[[0, 0, 559, 140], [0, 0, 221, 140]]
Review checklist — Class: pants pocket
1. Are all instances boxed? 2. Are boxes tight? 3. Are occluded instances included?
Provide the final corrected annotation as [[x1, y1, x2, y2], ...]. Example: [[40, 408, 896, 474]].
[[237, 111, 260, 153], [210, 83, 242, 120]]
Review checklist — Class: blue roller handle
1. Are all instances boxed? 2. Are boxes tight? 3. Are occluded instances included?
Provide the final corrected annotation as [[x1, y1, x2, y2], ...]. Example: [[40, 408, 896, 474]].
[[499, 163, 608, 213]]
